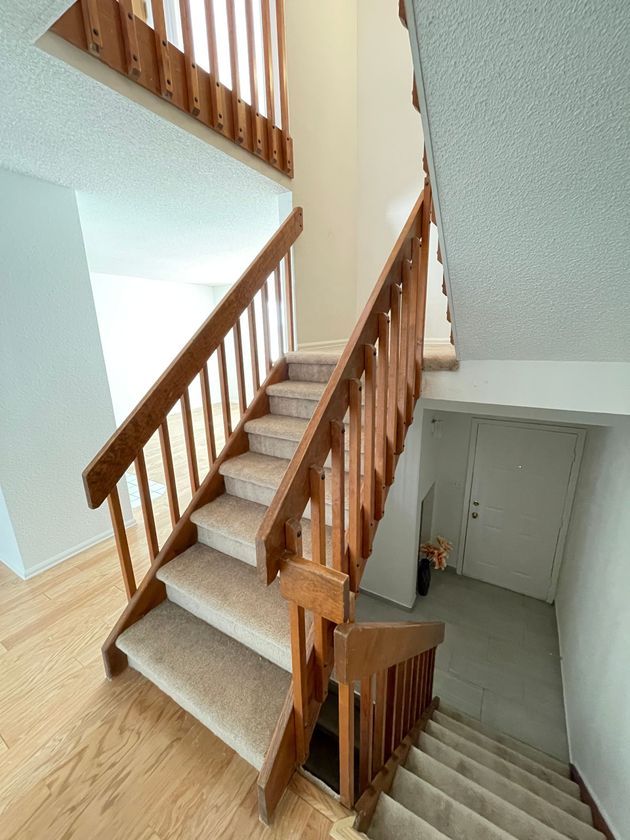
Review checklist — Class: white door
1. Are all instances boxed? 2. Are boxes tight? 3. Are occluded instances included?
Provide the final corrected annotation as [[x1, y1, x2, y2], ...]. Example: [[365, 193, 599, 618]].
[[462, 421, 581, 600]]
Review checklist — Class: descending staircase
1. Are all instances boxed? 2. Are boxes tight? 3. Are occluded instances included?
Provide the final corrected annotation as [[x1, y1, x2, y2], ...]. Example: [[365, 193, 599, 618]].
[[333, 704, 604, 840]]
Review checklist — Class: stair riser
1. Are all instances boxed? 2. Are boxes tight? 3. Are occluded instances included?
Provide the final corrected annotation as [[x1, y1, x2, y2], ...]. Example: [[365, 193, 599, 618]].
[[269, 395, 320, 419], [288, 362, 337, 383], [223, 475, 340, 526], [195, 525, 257, 567], [163, 583, 292, 673], [248, 432, 359, 472]]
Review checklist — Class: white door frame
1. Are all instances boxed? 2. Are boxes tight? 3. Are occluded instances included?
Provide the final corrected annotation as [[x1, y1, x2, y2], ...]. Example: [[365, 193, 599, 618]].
[[457, 418, 586, 603]]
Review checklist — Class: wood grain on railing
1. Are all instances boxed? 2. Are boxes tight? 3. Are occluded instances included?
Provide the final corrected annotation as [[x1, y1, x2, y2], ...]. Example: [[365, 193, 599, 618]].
[[335, 620, 445, 807], [52, 0, 293, 176]]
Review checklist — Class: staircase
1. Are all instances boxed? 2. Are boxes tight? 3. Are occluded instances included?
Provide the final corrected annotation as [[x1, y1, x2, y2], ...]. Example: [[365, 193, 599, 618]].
[[332, 704, 604, 840]]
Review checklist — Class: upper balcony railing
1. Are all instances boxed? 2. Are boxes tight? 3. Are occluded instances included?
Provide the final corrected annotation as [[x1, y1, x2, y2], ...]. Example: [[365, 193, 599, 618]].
[[51, 0, 293, 176]]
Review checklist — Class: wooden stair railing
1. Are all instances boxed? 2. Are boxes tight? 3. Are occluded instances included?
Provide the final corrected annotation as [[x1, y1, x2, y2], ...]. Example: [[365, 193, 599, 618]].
[[255, 176, 435, 816], [335, 620, 445, 809], [51, 0, 293, 176], [82, 207, 302, 675]]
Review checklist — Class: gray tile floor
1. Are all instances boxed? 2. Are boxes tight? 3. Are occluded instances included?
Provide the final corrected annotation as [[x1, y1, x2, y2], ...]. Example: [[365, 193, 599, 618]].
[[357, 568, 569, 761]]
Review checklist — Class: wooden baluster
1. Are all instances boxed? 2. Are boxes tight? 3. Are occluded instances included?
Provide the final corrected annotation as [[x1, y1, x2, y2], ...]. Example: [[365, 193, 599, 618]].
[[404, 658, 414, 734], [374, 313, 389, 520], [180, 388, 199, 493], [384, 664, 397, 758], [204, 0, 225, 129], [284, 252, 295, 351], [339, 679, 355, 808], [362, 345, 376, 558], [420, 650, 429, 711], [179, 0, 201, 115], [261, 0, 278, 166], [79, 0, 103, 54], [245, 0, 265, 158], [410, 655, 420, 727], [310, 466, 328, 703], [118, 0, 142, 77], [247, 302, 261, 392], [233, 320, 247, 415], [415, 181, 432, 397], [394, 661, 405, 746], [275, 0, 292, 174], [200, 362, 217, 464], [159, 418, 180, 527], [360, 675, 374, 793], [150, 0, 174, 98], [225, 0, 246, 144], [261, 280, 272, 371], [372, 669, 387, 778], [397, 258, 412, 451], [216, 341, 232, 442], [108, 486, 136, 599], [348, 378, 363, 591], [406, 237, 421, 420], [273, 267, 284, 355], [135, 449, 159, 560], [286, 519, 308, 763], [427, 647, 436, 705], [386, 284, 401, 485], [331, 419, 346, 575]]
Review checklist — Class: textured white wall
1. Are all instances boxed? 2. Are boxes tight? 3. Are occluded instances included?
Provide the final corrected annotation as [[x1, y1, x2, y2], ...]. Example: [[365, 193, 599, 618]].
[[408, 0, 630, 360], [0, 168, 130, 577], [557, 423, 630, 839]]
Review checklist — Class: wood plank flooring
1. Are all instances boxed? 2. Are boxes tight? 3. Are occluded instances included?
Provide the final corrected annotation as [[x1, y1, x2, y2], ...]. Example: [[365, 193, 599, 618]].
[[0, 404, 348, 838]]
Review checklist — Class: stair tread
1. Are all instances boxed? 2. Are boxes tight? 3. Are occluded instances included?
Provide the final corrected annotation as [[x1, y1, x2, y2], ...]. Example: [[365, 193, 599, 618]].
[[423, 345, 459, 371], [411, 737, 602, 840], [156, 543, 293, 672], [431, 710, 578, 797], [285, 351, 341, 366], [404, 746, 571, 840], [391, 766, 516, 840], [245, 413, 310, 442], [116, 601, 291, 770], [424, 720, 592, 823], [438, 703, 570, 778], [266, 380, 327, 401], [191, 492, 333, 565], [369, 793, 451, 840]]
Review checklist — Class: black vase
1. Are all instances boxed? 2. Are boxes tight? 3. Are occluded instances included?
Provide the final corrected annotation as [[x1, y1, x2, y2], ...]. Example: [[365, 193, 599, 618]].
[[417, 557, 432, 596]]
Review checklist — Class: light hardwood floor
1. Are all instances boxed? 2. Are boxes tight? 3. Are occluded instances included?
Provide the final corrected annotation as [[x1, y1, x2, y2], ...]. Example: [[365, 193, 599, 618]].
[[0, 406, 348, 839]]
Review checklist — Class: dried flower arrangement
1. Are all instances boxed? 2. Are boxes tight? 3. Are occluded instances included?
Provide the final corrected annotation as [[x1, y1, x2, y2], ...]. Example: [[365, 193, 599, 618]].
[[420, 536, 453, 571]]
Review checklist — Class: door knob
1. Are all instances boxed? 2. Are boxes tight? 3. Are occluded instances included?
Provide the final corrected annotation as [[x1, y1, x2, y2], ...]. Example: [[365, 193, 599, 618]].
[[471, 512, 479, 519]]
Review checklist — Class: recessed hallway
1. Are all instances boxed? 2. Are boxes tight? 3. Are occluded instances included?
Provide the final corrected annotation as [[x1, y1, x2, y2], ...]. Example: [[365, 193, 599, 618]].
[[357, 568, 568, 761]]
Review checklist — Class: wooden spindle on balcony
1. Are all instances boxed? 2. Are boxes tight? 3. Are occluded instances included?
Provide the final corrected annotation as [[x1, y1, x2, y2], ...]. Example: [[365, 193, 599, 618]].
[[261, 0, 279, 166], [79, 0, 103, 54], [150, 0, 174, 98], [118, 0, 142, 77], [274, 0, 292, 174], [244, 0, 265, 157], [179, 0, 201, 116], [225, 0, 246, 144]]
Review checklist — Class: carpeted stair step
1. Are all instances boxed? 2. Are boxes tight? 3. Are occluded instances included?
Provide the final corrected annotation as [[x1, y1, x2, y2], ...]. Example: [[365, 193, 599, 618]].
[[423, 344, 459, 371], [286, 350, 340, 382], [390, 767, 516, 840], [438, 704, 570, 779], [368, 793, 451, 840], [413, 735, 601, 839], [116, 601, 291, 770], [156, 543, 294, 672], [266, 380, 327, 419], [431, 710, 578, 797], [245, 413, 363, 471], [191, 492, 333, 566], [220, 451, 350, 525], [424, 721, 590, 822], [403, 747, 572, 840]]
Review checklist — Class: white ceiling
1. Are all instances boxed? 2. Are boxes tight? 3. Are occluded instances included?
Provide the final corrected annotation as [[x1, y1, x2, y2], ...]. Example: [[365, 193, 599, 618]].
[[0, 1, 286, 285], [409, 0, 630, 361]]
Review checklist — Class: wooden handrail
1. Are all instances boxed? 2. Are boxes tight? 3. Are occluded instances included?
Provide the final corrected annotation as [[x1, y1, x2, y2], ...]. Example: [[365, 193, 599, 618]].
[[334, 621, 445, 683], [83, 207, 302, 510], [335, 620, 445, 808]]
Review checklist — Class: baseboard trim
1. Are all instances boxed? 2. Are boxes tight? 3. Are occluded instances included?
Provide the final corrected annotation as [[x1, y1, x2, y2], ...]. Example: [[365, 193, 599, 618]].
[[3, 516, 137, 581], [297, 338, 348, 355], [570, 764, 616, 839], [424, 337, 452, 347], [359, 585, 417, 612], [0, 553, 26, 578]]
